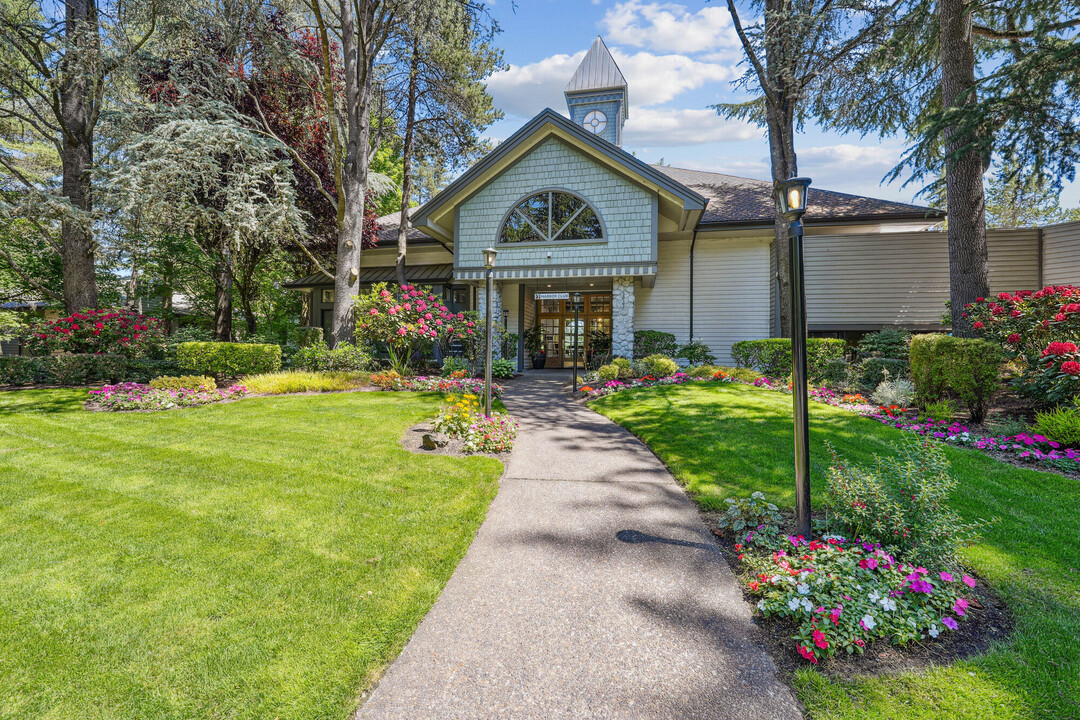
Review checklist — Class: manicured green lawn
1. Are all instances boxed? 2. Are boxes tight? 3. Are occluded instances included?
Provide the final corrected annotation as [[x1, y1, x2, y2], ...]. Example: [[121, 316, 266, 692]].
[[592, 382, 1079, 720], [0, 389, 501, 720]]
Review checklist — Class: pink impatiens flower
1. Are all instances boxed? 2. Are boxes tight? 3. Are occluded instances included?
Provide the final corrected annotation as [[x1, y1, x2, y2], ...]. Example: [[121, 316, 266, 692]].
[[941, 616, 959, 630], [940, 571, 954, 582], [813, 629, 829, 649], [953, 598, 969, 617], [962, 574, 976, 588]]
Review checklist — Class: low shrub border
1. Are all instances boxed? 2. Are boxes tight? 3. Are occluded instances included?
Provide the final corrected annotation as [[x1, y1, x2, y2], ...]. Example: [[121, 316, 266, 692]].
[[731, 338, 846, 380], [177, 341, 282, 376], [0, 355, 179, 386], [89, 382, 247, 411]]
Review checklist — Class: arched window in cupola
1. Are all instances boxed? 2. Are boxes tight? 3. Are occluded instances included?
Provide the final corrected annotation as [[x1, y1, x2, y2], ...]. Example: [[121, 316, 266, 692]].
[[499, 190, 604, 244]]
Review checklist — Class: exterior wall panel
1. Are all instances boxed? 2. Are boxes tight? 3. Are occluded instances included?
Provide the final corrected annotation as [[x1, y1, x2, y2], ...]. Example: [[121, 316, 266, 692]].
[[804, 229, 1040, 329], [636, 237, 771, 364], [1043, 220, 1080, 286]]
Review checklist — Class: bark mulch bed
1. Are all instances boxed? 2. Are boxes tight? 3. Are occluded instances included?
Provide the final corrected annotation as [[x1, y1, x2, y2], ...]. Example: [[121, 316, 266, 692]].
[[699, 508, 1015, 680], [400, 421, 509, 461]]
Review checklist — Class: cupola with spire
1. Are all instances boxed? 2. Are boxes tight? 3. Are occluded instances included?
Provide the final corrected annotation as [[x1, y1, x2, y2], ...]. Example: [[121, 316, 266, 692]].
[[565, 36, 628, 147]]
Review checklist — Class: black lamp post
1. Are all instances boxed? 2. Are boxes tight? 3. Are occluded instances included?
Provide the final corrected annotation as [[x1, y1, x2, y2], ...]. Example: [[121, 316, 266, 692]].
[[483, 247, 498, 417], [776, 176, 813, 538], [572, 292, 582, 393]]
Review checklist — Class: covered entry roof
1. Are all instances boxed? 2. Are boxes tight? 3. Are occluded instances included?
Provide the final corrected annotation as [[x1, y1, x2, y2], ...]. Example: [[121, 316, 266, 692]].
[[284, 264, 453, 289]]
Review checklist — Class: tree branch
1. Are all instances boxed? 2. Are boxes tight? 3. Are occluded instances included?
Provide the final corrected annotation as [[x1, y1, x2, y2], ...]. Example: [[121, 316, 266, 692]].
[[972, 16, 1080, 40], [725, 0, 779, 107], [0, 244, 60, 300]]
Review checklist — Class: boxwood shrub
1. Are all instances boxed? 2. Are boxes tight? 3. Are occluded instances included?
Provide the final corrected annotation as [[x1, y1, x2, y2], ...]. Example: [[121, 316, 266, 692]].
[[731, 338, 846, 382], [177, 341, 282, 376], [909, 333, 1003, 422], [0, 355, 179, 386], [633, 330, 678, 359]]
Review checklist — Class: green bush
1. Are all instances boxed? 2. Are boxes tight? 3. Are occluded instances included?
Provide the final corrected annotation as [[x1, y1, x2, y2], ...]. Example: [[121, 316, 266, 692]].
[[633, 330, 678, 359], [923, 398, 958, 422], [910, 334, 1004, 422], [440, 356, 469, 377], [641, 354, 679, 378], [289, 326, 323, 348], [686, 364, 723, 378], [150, 375, 217, 391], [177, 342, 282, 376], [0, 355, 179, 386], [855, 328, 911, 388], [598, 363, 620, 381], [824, 438, 992, 569], [872, 378, 915, 407], [676, 338, 716, 365], [1034, 406, 1080, 448], [730, 338, 846, 382], [491, 358, 515, 379], [292, 341, 370, 372]]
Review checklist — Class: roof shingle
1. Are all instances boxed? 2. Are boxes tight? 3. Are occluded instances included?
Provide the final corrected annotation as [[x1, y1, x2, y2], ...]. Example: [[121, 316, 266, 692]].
[[651, 165, 942, 225]]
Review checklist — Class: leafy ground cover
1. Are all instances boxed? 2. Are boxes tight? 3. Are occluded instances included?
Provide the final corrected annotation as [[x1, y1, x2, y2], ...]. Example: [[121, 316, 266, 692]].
[[591, 382, 1079, 720], [0, 389, 501, 719]]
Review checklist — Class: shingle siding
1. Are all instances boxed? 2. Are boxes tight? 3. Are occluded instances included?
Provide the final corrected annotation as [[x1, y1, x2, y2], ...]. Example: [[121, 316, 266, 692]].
[[456, 137, 654, 271]]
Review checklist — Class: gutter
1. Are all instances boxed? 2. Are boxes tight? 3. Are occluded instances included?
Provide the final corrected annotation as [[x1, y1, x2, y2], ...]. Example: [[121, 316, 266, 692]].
[[689, 229, 698, 340]]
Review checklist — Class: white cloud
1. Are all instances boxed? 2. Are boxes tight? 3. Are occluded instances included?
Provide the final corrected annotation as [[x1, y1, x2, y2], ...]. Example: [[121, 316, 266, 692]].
[[601, 1, 741, 54], [624, 108, 759, 147], [798, 143, 900, 170], [485, 48, 735, 119]]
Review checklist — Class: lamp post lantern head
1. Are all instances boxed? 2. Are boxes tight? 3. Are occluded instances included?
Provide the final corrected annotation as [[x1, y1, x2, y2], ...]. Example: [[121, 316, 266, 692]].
[[776, 176, 812, 221], [483, 247, 498, 269]]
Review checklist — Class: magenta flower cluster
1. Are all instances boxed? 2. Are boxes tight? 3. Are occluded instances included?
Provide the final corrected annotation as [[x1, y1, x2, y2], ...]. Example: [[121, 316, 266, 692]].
[[89, 382, 247, 411]]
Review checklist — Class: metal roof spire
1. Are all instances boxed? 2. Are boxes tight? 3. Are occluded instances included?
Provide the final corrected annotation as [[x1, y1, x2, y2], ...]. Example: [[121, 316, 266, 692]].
[[565, 36, 627, 96]]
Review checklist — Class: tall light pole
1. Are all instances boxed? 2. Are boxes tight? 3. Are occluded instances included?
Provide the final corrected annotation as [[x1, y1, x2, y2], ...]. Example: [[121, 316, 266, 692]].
[[572, 292, 582, 392], [776, 176, 813, 538], [483, 247, 498, 417]]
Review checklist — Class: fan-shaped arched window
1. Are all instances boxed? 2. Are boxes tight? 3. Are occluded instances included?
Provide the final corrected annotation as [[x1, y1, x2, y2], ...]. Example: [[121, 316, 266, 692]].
[[499, 190, 604, 244]]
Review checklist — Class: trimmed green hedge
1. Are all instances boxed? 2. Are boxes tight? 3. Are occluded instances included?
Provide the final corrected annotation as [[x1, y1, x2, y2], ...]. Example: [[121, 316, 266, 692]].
[[0, 355, 179, 386], [177, 342, 282, 376], [633, 330, 678, 359], [909, 333, 1003, 422], [731, 338, 846, 382]]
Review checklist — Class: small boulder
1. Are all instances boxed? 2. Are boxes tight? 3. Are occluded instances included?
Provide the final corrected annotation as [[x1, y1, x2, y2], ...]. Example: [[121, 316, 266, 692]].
[[422, 432, 449, 450]]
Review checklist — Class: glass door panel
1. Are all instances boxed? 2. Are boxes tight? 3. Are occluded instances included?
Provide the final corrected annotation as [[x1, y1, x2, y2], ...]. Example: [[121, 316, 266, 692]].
[[563, 318, 585, 367], [540, 318, 562, 365]]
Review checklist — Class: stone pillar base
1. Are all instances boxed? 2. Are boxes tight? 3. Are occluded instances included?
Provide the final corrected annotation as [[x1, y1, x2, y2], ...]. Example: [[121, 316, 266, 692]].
[[612, 277, 635, 359]]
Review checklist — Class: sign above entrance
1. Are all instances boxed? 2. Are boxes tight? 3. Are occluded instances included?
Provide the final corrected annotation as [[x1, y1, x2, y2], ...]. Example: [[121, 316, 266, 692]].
[[534, 292, 570, 300]]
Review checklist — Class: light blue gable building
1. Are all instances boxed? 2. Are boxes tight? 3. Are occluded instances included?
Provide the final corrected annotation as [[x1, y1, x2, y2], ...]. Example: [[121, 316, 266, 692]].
[[290, 37, 1059, 368]]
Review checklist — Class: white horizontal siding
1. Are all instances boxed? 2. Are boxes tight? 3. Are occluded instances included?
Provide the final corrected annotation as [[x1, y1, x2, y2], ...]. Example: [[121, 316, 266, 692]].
[[636, 237, 771, 364], [360, 246, 451, 268], [804, 229, 1040, 328], [1043, 220, 1080, 286]]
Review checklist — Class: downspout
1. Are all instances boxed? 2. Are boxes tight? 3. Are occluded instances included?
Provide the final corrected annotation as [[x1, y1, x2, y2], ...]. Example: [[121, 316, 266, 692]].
[[689, 230, 698, 341], [1037, 226, 1045, 288]]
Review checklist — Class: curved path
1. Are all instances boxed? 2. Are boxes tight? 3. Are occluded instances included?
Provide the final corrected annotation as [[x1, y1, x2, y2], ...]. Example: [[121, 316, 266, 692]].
[[358, 372, 801, 719]]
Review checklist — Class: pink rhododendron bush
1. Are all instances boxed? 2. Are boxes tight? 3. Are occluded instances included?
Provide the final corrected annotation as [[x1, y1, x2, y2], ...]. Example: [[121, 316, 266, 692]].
[[729, 439, 991, 664], [26, 309, 165, 357], [89, 382, 246, 411], [964, 285, 1080, 405]]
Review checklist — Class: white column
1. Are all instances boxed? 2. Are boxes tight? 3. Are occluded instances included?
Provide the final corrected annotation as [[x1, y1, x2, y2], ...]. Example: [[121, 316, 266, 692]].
[[612, 276, 635, 359]]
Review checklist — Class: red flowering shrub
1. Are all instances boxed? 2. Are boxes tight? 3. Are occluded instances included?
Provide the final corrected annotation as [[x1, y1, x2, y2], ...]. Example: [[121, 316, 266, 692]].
[[24, 309, 165, 358], [966, 285, 1080, 405], [355, 283, 457, 372]]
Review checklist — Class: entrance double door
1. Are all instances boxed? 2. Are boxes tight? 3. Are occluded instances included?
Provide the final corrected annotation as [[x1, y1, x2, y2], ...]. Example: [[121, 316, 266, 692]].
[[537, 294, 612, 368]]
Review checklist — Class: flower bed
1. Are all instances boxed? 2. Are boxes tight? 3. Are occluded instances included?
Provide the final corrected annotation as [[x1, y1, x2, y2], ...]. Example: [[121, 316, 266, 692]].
[[89, 382, 246, 411], [868, 408, 1080, 472], [744, 534, 977, 663], [432, 393, 518, 454], [372, 372, 503, 398]]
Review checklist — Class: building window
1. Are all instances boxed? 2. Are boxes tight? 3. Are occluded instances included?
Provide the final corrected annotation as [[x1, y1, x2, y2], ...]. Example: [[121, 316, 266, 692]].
[[322, 288, 334, 304], [499, 191, 603, 244]]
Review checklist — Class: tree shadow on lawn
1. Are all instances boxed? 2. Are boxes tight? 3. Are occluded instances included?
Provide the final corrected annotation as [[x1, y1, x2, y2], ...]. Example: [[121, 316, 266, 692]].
[[0, 388, 89, 415]]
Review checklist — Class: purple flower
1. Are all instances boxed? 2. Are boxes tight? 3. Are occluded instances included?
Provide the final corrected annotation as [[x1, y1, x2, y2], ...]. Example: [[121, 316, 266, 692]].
[[941, 616, 959, 630], [940, 571, 954, 582]]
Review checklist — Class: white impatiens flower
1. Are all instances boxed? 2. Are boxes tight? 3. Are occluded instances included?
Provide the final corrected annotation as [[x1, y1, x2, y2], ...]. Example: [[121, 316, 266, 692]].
[[861, 614, 877, 630], [757, 599, 766, 611], [880, 597, 898, 612], [796, 583, 810, 595], [868, 590, 882, 603], [928, 625, 940, 638], [788, 597, 803, 612], [800, 597, 814, 613]]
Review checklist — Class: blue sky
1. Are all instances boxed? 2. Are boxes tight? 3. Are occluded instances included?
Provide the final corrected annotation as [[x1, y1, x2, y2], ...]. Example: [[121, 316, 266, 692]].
[[482, 0, 1080, 209]]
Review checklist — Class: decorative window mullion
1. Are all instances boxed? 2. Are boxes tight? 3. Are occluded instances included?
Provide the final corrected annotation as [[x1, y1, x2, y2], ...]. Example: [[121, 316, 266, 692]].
[[551, 204, 587, 241], [547, 191, 553, 240], [515, 208, 548, 242]]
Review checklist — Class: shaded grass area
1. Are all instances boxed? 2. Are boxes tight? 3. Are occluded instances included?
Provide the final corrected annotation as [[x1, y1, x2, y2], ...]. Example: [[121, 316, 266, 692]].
[[592, 382, 1079, 720], [0, 389, 501, 719]]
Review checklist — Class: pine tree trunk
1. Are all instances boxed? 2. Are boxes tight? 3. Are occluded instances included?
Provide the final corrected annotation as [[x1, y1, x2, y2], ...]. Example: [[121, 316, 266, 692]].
[[940, 0, 990, 337], [58, 0, 100, 312], [331, 0, 373, 347], [396, 40, 420, 289], [763, 0, 799, 338], [214, 240, 233, 341]]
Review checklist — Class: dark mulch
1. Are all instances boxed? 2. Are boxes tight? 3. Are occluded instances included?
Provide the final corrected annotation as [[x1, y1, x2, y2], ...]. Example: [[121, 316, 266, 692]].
[[699, 508, 1015, 680], [400, 421, 508, 460]]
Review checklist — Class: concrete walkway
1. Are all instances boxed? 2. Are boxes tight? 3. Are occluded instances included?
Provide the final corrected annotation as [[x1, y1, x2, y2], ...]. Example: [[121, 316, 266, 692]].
[[358, 371, 801, 720]]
